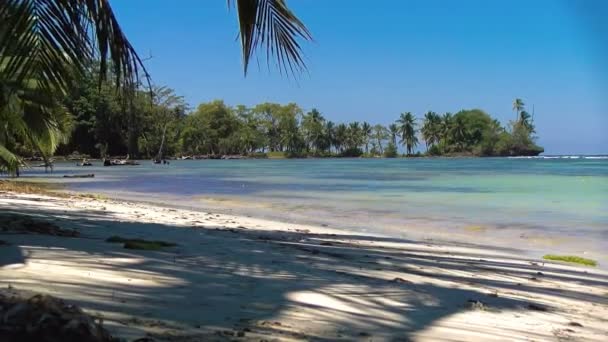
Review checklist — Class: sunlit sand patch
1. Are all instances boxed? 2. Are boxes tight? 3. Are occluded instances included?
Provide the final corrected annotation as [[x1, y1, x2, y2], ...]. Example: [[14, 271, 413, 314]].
[[285, 285, 409, 328], [287, 291, 365, 315], [16, 248, 187, 289]]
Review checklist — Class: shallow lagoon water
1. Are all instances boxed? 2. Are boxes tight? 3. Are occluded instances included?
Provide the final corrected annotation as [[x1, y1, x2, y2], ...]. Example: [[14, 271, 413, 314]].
[[19, 157, 608, 262]]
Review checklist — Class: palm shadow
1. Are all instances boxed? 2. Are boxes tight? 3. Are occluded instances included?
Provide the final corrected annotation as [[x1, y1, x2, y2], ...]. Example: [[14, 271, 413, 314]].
[[1, 197, 606, 341]]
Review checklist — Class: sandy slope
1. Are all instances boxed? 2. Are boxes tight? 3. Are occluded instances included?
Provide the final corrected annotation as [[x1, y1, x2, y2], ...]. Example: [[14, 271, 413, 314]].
[[1, 191, 607, 341]]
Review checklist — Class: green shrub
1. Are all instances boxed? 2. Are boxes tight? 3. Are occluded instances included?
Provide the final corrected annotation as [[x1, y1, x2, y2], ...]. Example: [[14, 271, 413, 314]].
[[427, 145, 442, 156], [384, 143, 398, 158]]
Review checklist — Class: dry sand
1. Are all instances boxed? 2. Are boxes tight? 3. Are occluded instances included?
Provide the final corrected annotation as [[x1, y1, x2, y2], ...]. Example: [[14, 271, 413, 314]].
[[1, 191, 607, 341]]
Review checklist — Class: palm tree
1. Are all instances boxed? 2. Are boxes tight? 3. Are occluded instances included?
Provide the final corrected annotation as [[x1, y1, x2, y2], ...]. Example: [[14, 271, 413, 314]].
[[1, 72, 73, 175], [421, 111, 441, 150], [334, 123, 348, 153], [372, 124, 388, 154], [449, 116, 468, 151], [302, 108, 325, 152], [323, 120, 335, 153], [518, 110, 535, 133], [347, 121, 361, 150], [396, 112, 418, 155], [513, 98, 525, 121], [0, 0, 311, 174], [388, 123, 399, 146], [440, 112, 452, 145], [361, 122, 372, 153]]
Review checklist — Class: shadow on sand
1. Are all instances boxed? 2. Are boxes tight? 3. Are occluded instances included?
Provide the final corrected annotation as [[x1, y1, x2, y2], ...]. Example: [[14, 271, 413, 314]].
[[1, 196, 607, 341]]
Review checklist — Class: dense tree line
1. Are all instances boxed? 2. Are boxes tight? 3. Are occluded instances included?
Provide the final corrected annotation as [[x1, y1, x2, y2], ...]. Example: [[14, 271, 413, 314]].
[[53, 72, 542, 159]]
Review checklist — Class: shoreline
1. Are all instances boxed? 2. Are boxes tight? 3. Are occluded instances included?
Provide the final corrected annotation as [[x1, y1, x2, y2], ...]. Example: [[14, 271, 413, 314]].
[[4, 178, 607, 269], [54, 186, 608, 269], [1, 189, 608, 341], [30, 152, 564, 163]]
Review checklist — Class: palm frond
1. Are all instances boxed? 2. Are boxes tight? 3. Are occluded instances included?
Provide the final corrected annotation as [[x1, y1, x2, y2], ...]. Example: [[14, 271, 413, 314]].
[[0, 144, 22, 175], [229, 0, 312, 76], [0, 0, 148, 174], [0, 0, 150, 94]]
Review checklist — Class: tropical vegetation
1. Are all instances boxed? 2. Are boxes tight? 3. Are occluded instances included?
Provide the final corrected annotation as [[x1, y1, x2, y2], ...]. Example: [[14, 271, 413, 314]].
[[1, 1, 543, 174], [0, 0, 310, 175], [5, 55, 543, 164], [50, 74, 541, 160]]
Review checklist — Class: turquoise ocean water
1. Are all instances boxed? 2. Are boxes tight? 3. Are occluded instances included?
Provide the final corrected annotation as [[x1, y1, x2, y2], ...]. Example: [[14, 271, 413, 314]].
[[18, 156, 608, 261]]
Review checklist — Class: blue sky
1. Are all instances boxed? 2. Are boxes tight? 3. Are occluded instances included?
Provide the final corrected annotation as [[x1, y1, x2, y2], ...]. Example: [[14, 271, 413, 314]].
[[112, 0, 607, 154]]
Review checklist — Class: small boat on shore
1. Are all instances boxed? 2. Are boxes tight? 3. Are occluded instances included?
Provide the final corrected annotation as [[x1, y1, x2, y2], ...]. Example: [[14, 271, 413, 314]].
[[77, 159, 92, 166], [103, 159, 140, 166], [103, 155, 140, 166]]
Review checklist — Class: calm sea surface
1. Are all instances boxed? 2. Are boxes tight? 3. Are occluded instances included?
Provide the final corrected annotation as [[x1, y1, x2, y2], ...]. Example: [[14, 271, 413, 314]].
[[18, 157, 608, 260]]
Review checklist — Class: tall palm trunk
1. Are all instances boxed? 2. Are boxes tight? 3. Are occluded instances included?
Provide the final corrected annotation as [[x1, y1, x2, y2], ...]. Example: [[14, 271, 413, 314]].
[[156, 123, 168, 161]]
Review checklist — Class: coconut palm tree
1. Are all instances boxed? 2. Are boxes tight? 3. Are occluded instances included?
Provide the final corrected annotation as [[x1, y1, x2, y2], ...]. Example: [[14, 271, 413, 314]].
[[361, 121, 372, 153], [421, 111, 441, 150], [372, 124, 388, 154], [334, 123, 348, 153], [396, 112, 418, 155], [518, 110, 535, 133], [0, 0, 311, 174], [440, 112, 452, 145], [347, 121, 361, 150], [302, 108, 325, 152], [513, 98, 525, 121], [0, 70, 73, 175], [323, 120, 335, 153], [449, 116, 468, 151], [388, 123, 399, 146]]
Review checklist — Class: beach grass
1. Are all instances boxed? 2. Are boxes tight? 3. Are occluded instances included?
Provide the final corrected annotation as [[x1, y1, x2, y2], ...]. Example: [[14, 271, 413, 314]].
[[106, 236, 177, 250], [543, 254, 597, 267]]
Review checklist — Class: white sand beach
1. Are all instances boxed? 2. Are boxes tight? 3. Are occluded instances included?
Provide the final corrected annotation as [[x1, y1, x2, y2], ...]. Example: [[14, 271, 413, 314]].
[[1, 190, 607, 341]]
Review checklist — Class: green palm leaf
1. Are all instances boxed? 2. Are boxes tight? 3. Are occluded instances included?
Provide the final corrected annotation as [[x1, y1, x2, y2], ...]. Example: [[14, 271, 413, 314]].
[[0, 0, 150, 92], [230, 0, 312, 76]]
